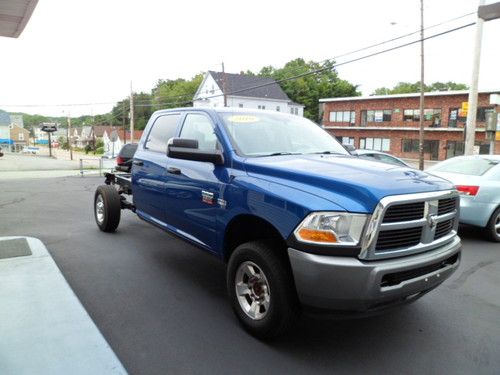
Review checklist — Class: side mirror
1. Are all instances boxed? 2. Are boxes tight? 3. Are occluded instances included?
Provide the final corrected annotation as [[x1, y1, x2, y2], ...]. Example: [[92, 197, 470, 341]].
[[167, 137, 224, 165]]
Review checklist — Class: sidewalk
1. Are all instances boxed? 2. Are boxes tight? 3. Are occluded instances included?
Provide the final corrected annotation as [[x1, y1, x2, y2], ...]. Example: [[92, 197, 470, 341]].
[[0, 237, 127, 374]]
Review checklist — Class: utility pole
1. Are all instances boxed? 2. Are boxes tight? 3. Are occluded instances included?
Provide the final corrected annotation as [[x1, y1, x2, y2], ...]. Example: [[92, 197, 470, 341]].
[[67, 114, 73, 161], [418, 0, 425, 170], [222, 62, 228, 107], [464, 0, 486, 155], [130, 81, 135, 143], [122, 103, 126, 144]]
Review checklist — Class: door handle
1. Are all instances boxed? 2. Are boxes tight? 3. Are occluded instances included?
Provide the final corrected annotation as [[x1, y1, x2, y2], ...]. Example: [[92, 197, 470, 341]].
[[167, 167, 181, 175], [132, 160, 144, 166]]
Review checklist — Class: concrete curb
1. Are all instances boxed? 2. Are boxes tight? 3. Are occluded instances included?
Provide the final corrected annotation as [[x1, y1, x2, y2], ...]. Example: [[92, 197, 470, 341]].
[[0, 236, 127, 375]]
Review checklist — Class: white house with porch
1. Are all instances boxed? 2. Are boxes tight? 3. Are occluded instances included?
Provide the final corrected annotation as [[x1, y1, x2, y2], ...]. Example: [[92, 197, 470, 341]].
[[193, 71, 304, 116]]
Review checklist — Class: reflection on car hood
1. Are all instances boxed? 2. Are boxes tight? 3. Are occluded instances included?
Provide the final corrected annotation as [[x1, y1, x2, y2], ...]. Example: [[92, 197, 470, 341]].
[[244, 154, 454, 212]]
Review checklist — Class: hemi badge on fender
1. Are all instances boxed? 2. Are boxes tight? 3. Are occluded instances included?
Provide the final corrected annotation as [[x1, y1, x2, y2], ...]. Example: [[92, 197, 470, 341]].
[[201, 191, 215, 205], [217, 198, 227, 209]]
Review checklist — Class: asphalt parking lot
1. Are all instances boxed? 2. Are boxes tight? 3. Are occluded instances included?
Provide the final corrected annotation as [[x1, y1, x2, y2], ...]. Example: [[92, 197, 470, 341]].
[[1, 176, 499, 375]]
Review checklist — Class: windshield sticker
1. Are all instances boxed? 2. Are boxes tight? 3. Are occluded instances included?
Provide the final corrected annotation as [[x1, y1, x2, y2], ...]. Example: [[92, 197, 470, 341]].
[[227, 115, 259, 123]]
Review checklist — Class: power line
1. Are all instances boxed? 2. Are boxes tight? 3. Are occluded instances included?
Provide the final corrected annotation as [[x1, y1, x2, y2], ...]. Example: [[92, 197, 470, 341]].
[[135, 11, 478, 106], [0, 15, 476, 110]]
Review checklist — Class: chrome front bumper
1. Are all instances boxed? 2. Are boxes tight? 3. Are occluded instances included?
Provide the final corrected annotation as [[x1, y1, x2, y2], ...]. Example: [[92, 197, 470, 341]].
[[288, 236, 461, 312]]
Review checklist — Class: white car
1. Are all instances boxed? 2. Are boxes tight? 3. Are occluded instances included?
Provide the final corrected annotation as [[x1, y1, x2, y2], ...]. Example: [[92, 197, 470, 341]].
[[22, 146, 39, 154], [427, 155, 500, 242]]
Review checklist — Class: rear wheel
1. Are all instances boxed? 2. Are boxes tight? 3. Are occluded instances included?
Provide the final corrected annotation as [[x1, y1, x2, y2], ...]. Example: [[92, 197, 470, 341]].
[[94, 185, 121, 232], [227, 240, 299, 339], [486, 207, 500, 242]]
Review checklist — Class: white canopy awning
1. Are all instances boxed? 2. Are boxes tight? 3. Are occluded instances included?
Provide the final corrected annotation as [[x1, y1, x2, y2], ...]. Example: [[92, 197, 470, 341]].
[[0, 0, 38, 38]]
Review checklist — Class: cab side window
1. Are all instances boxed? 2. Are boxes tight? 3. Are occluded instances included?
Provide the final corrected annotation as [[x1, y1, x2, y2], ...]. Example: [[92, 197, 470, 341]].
[[145, 114, 181, 152], [179, 114, 218, 151]]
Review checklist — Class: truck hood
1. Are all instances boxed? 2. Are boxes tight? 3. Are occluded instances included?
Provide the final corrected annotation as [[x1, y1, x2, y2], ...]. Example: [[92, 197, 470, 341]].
[[243, 154, 454, 213]]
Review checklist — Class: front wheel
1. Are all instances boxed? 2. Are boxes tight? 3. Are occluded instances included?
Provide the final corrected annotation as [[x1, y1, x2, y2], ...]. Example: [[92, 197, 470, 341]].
[[227, 240, 299, 339], [94, 185, 121, 232], [486, 207, 500, 242]]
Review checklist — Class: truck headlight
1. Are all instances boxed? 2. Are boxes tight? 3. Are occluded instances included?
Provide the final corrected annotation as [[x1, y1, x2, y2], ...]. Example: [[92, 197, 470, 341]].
[[294, 212, 368, 246]]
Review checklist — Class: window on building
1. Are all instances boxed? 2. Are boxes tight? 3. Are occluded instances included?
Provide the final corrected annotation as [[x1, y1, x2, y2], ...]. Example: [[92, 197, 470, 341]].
[[341, 137, 354, 146], [290, 108, 294, 114], [448, 108, 466, 128], [424, 109, 442, 126], [238, 103, 243, 108], [258, 105, 266, 110], [18, 133, 24, 141], [276, 106, 280, 112], [145, 114, 181, 153], [366, 110, 392, 123], [402, 139, 420, 153], [294, 108, 298, 115], [329, 111, 355, 123], [477, 107, 495, 122], [359, 137, 390, 151], [403, 109, 421, 121]]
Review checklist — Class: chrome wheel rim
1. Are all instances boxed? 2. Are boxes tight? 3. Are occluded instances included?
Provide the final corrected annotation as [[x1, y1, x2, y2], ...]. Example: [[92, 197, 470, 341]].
[[96, 195, 105, 224], [495, 212, 500, 237], [235, 261, 271, 320]]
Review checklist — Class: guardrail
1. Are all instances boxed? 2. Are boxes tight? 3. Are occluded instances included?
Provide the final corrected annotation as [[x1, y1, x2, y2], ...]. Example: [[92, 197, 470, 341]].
[[79, 158, 104, 177]]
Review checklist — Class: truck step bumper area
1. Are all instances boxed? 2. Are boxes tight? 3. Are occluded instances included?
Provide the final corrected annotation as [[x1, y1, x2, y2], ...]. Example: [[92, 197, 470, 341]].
[[288, 236, 461, 313]]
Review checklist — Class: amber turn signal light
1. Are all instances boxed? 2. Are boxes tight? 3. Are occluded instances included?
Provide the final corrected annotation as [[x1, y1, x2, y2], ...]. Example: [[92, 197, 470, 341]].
[[297, 228, 338, 243]]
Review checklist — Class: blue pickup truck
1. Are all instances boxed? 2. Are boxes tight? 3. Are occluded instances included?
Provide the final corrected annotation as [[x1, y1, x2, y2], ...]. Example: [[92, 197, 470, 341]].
[[94, 108, 462, 338]]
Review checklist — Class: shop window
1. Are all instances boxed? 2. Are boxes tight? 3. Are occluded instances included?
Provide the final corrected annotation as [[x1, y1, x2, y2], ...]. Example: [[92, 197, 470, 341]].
[[359, 137, 390, 151], [341, 137, 354, 146]]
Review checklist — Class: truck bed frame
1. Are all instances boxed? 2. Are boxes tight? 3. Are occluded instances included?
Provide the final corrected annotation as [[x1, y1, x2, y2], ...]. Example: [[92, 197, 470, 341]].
[[104, 172, 135, 211]]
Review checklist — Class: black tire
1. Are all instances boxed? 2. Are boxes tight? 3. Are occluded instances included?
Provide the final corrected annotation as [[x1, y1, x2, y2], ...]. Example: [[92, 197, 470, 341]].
[[227, 240, 300, 339], [94, 185, 121, 232], [485, 207, 500, 242]]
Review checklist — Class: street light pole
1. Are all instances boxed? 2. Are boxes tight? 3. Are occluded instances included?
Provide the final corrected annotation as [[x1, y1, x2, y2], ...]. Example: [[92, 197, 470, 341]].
[[418, 0, 425, 170], [464, 0, 486, 155]]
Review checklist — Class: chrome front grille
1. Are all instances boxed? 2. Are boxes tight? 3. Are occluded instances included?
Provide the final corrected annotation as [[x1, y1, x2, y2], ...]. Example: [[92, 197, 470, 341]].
[[360, 191, 460, 260], [383, 202, 425, 223]]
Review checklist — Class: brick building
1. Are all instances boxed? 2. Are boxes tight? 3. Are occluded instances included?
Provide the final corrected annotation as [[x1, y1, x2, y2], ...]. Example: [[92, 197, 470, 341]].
[[320, 90, 500, 161]]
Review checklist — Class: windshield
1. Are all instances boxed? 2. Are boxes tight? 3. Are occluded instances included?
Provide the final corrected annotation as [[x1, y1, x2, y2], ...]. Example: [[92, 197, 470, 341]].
[[220, 112, 349, 157], [432, 157, 499, 176]]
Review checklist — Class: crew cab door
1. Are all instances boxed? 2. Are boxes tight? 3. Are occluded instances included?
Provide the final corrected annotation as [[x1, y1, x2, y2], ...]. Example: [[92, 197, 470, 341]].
[[132, 113, 181, 223], [164, 113, 226, 252]]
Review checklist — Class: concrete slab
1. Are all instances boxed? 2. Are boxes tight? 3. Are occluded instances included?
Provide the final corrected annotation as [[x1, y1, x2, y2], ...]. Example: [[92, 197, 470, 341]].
[[0, 236, 127, 375]]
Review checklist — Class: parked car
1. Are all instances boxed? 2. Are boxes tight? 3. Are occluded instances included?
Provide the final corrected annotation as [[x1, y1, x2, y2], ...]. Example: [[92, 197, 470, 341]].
[[0, 146, 3, 157], [115, 143, 138, 172], [22, 146, 39, 154], [355, 149, 412, 168], [427, 155, 500, 242], [94, 108, 461, 338]]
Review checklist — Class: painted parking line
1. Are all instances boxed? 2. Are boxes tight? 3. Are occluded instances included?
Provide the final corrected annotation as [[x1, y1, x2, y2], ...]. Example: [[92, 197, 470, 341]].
[[0, 237, 127, 375]]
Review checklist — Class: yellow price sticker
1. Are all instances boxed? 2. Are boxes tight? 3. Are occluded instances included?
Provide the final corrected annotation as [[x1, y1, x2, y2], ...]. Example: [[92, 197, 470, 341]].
[[227, 115, 259, 123]]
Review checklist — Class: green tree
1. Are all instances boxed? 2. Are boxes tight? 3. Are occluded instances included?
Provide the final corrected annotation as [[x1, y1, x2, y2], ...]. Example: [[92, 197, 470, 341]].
[[372, 81, 468, 95], [259, 58, 359, 122], [151, 74, 204, 111]]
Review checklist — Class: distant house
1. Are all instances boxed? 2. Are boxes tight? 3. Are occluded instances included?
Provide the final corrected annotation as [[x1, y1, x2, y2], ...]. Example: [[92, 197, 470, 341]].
[[193, 71, 304, 116], [90, 125, 143, 155], [0, 110, 11, 148], [10, 125, 30, 152]]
